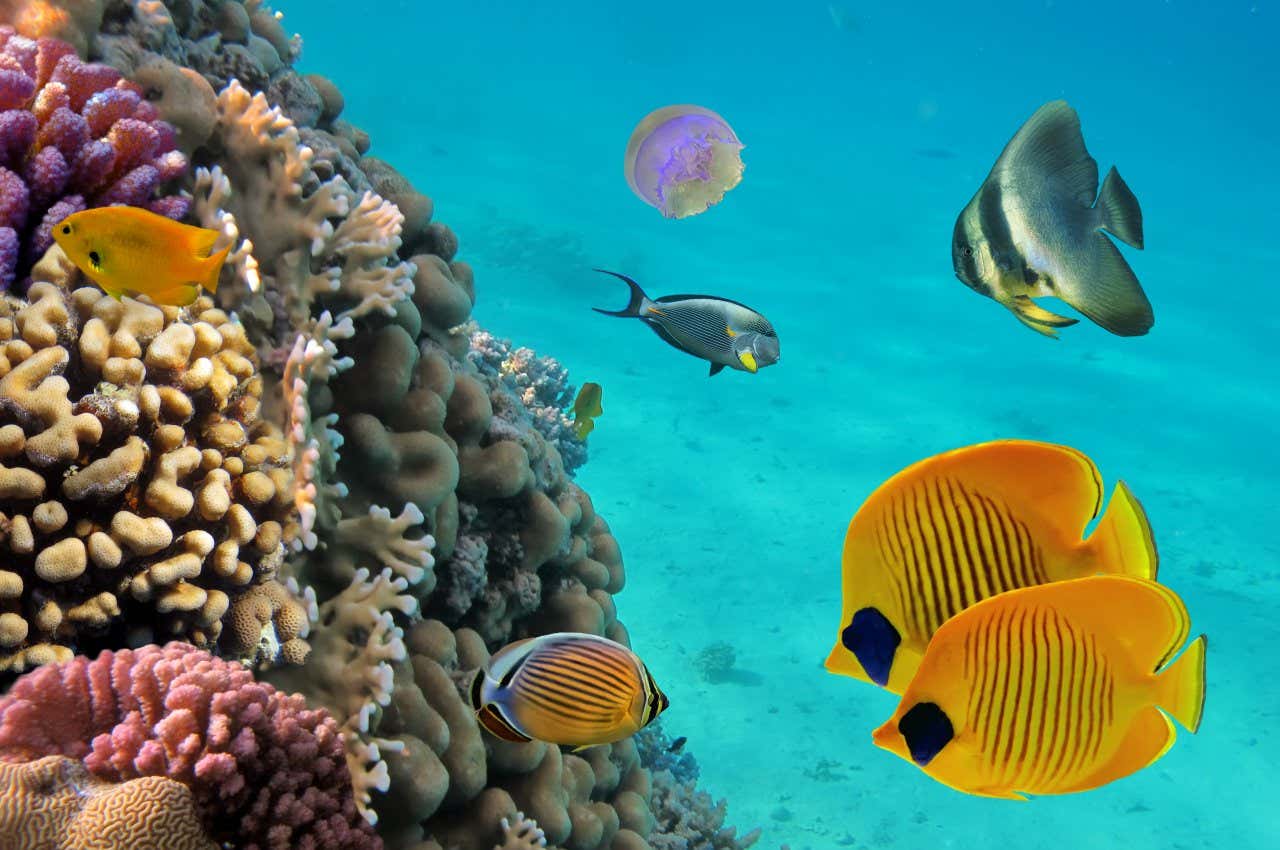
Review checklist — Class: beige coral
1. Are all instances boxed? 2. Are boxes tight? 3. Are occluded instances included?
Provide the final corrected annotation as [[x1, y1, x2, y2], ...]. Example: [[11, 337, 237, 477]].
[[0, 755, 217, 850], [0, 273, 305, 671]]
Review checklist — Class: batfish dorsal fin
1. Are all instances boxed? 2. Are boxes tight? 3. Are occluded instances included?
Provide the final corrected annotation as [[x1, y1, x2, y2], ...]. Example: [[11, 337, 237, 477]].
[[997, 100, 1098, 207]]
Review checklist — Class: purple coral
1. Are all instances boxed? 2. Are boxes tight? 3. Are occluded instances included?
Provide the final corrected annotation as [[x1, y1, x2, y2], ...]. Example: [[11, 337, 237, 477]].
[[0, 642, 381, 850], [0, 28, 189, 287]]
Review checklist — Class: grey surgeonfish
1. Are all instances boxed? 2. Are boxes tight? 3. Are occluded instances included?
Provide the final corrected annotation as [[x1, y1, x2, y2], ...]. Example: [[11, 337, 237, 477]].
[[592, 269, 780, 376], [952, 100, 1153, 338]]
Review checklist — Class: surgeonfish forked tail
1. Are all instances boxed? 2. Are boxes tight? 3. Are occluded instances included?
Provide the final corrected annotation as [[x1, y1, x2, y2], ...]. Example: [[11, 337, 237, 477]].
[[826, 439, 1158, 696], [870, 575, 1206, 798], [950, 100, 1154, 339], [591, 268, 780, 376]]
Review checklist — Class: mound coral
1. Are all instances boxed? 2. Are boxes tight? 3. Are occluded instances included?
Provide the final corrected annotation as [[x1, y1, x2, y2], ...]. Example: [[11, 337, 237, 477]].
[[0, 269, 305, 673], [0, 4, 763, 849], [0, 26, 187, 287], [0, 641, 379, 850], [0, 755, 217, 850]]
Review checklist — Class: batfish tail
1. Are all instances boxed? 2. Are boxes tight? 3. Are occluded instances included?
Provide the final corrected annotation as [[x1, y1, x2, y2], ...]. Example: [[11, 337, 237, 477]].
[[592, 269, 651, 317], [1096, 166, 1144, 249]]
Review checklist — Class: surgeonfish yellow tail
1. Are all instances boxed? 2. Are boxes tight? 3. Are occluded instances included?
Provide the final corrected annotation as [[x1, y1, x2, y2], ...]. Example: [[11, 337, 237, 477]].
[[1082, 480, 1158, 581], [1159, 634, 1207, 733]]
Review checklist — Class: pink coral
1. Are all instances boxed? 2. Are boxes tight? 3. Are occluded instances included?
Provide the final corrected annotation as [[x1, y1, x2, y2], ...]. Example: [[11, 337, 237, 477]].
[[0, 27, 188, 287], [0, 642, 381, 850]]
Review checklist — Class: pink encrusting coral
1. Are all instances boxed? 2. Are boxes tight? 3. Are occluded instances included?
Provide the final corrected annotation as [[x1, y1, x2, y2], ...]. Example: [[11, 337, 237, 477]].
[[0, 642, 381, 850], [0, 26, 188, 287]]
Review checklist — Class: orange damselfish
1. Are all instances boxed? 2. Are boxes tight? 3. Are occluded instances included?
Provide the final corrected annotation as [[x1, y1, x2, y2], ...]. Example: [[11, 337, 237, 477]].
[[52, 205, 230, 307], [872, 575, 1206, 799], [826, 439, 1158, 695]]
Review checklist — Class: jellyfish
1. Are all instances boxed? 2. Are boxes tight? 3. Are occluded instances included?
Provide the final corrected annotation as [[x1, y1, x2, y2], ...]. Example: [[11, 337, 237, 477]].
[[623, 105, 745, 220]]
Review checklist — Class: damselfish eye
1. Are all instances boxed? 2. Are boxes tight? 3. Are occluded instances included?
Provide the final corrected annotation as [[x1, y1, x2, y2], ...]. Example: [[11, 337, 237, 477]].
[[61, 225, 71, 235]]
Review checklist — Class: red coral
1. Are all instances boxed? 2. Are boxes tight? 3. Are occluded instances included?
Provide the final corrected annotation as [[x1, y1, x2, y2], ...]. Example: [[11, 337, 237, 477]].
[[0, 27, 188, 287], [0, 643, 382, 850]]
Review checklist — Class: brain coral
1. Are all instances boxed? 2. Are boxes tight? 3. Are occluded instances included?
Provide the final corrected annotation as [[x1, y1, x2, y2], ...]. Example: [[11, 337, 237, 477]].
[[0, 754, 217, 850], [0, 26, 188, 287], [0, 260, 305, 673], [0, 641, 379, 850]]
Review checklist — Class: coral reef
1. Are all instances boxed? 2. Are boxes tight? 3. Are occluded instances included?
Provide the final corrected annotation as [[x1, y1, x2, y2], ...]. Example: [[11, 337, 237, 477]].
[[0, 755, 217, 850], [0, 5, 762, 850], [0, 25, 187, 287], [0, 641, 379, 850], [0, 270, 303, 672]]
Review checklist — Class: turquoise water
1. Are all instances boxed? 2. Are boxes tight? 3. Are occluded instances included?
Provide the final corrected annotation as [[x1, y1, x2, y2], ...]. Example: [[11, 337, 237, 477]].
[[283, 2, 1277, 847]]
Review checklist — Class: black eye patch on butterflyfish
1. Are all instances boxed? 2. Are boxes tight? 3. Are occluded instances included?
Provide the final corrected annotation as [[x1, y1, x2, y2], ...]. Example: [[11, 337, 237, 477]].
[[898, 701, 954, 766], [842, 607, 901, 687]]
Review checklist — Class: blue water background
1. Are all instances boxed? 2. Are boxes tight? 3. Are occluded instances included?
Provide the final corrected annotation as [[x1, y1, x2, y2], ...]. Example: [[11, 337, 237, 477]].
[[280, 2, 1278, 847]]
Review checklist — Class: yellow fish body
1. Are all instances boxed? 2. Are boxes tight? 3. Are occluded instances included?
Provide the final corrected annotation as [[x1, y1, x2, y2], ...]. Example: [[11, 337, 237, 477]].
[[572, 382, 604, 440], [826, 440, 1157, 695], [52, 206, 229, 307], [469, 632, 668, 750], [871, 575, 1206, 798]]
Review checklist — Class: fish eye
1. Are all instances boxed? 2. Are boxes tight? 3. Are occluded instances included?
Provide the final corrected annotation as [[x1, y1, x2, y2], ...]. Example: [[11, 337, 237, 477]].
[[963, 246, 974, 257], [61, 225, 71, 235]]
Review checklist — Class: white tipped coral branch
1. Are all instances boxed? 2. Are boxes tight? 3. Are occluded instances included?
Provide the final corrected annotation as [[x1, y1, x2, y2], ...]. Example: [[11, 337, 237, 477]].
[[496, 812, 548, 850], [191, 166, 262, 294], [334, 504, 436, 586]]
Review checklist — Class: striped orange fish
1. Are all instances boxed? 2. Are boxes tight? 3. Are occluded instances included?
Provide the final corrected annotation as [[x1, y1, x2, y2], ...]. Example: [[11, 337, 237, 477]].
[[825, 440, 1157, 695], [872, 575, 1206, 799], [469, 632, 669, 750]]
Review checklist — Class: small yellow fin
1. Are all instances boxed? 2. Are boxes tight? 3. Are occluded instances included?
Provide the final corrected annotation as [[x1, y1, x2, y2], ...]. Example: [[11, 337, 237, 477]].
[[1059, 707, 1176, 793], [144, 284, 201, 307], [202, 242, 231, 295], [737, 350, 758, 373], [1082, 480, 1158, 580], [1158, 633, 1206, 733], [726, 326, 737, 337]]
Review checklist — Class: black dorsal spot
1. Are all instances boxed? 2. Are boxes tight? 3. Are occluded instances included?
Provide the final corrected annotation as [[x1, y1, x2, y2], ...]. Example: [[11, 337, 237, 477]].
[[841, 607, 901, 687], [898, 701, 955, 766]]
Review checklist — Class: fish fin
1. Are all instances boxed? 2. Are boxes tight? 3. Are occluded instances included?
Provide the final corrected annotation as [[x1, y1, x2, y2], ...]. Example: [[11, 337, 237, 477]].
[[997, 100, 1098, 207], [202, 242, 231, 294], [1008, 295, 1078, 338], [1060, 707, 1176, 794], [476, 703, 532, 743], [591, 269, 650, 317], [737, 350, 758, 373], [1095, 166, 1144, 249], [1055, 235, 1153, 336], [972, 787, 1031, 801], [468, 669, 485, 710], [647, 306, 666, 316], [144, 284, 201, 307], [1157, 634, 1207, 733], [708, 362, 725, 377], [574, 419, 594, 440], [569, 744, 598, 753], [187, 226, 221, 258], [1081, 480, 1158, 581]]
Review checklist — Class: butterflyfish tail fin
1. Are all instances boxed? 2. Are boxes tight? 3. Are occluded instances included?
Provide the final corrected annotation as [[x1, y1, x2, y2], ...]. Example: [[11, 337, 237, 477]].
[[1158, 633, 1206, 733], [591, 269, 650, 317], [1083, 480, 1158, 581], [1096, 166, 1144, 249]]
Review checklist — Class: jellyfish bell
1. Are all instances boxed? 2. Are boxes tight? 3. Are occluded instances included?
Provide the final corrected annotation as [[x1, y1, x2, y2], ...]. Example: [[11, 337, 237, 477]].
[[623, 105, 745, 219]]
